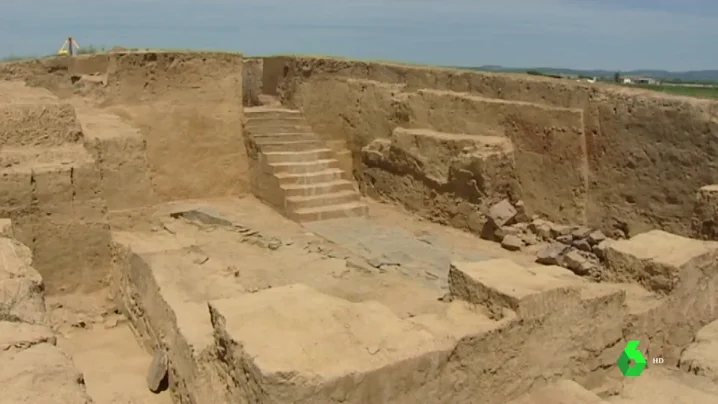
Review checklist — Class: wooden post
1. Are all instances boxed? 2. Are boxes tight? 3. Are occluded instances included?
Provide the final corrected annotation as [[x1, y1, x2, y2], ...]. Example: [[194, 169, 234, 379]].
[[68, 37, 74, 56]]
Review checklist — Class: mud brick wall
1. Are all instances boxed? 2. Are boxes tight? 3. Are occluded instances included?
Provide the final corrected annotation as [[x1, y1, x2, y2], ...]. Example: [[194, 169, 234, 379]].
[[102, 51, 248, 200], [271, 56, 718, 237]]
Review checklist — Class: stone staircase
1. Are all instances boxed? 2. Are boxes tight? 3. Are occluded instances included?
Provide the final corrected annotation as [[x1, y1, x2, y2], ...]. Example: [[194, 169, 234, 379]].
[[243, 107, 367, 222]]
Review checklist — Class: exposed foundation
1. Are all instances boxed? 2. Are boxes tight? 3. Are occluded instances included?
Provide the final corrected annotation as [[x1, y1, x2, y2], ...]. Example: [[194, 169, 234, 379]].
[[2, 51, 718, 403]]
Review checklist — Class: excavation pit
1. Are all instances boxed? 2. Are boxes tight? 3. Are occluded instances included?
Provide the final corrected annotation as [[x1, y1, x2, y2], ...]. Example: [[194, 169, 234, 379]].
[[1, 51, 718, 403]]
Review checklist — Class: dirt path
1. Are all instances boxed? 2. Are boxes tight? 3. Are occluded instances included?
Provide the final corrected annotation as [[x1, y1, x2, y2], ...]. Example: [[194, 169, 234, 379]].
[[57, 323, 173, 404]]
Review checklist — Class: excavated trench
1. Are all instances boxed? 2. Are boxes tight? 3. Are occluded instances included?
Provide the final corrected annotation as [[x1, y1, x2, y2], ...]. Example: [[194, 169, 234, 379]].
[[2, 52, 718, 404]]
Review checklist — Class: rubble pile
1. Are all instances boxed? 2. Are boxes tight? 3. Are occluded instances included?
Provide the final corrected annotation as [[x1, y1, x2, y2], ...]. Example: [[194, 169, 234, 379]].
[[482, 198, 619, 279]]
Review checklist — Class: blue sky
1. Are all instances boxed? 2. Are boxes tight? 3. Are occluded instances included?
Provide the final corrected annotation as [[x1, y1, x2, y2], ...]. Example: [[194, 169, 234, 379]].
[[1, 0, 716, 71]]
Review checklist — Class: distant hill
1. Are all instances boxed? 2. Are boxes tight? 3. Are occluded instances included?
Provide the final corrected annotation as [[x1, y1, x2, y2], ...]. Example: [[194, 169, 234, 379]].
[[464, 65, 718, 83]]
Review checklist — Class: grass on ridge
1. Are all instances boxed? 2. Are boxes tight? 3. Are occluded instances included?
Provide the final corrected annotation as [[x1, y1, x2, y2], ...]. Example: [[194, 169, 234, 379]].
[[631, 84, 718, 99]]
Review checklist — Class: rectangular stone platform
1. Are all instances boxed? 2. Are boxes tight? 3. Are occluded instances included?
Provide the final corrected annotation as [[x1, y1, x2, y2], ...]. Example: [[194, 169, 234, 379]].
[[604, 230, 718, 293], [113, 199, 687, 404], [209, 284, 451, 403], [449, 259, 584, 320]]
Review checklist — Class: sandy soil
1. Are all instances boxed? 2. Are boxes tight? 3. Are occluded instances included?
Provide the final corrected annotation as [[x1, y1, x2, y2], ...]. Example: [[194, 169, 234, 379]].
[[57, 323, 173, 404], [2, 51, 718, 403]]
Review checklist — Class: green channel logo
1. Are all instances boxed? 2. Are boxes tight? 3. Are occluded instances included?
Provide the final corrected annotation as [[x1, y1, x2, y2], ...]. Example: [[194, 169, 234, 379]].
[[617, 340, 647, 377]]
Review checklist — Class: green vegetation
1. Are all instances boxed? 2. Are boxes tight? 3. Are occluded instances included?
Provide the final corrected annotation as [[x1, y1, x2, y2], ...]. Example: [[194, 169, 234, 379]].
[[526, 70, 563, 79], [630, 84, 718, 99]]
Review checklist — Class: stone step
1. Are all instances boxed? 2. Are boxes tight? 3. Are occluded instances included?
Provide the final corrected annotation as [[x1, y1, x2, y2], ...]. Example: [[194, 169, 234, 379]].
[[290, 201, 368, 222], [603, 230, 718, 293], [262, 148, 334, 164], [286, 190, 360, 211], [325, 139, 349, 152], [275, 168, 344, 185], [280, 179, 355, 198], [253, 133, 318, 143], [246, 116, 305, 125], [258, 140, 325, 152], [246, 124, 314, 135], [246, 110, 304, 122], [244, 108, 301, 120], [449, 258, 586, 320], [267, 159, 340, 175]]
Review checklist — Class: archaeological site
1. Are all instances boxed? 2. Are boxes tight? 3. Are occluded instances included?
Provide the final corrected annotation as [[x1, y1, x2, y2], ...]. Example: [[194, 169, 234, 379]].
[[2, 51, 718, 403]]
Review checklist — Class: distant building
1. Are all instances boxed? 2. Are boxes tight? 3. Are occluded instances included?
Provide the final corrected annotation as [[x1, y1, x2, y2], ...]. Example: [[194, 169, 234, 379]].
[[623, 76, 660, 85]]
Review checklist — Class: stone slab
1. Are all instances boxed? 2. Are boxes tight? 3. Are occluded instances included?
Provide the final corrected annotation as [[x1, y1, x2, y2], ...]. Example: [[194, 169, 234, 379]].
[[604, 230, 718, 292], [304, 217, 488, 290], [449, 258, 582, 319], [209, 284, 450, 403]]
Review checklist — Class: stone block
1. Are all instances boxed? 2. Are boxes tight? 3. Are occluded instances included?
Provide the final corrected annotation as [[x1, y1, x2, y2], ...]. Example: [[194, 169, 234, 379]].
[[448, 259, 582, 320], [488, 199, 517, 228], [679, 320, 718, 381], [146, 350, 168, 393], [209, 284, 449, 403], [604, 230, 718, 293]]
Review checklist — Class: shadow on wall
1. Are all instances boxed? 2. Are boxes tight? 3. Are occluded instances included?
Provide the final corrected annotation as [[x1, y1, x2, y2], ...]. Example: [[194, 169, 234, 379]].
[[257, 55, 718, 239], [244, 58, 263, 106]]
